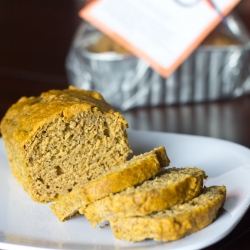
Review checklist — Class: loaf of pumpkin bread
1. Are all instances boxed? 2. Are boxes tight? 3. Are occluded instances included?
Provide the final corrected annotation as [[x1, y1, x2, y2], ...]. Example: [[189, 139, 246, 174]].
[[81, 167, 207, 227], [0, 86, 132, 202], [110, 185, 226, 242], [50, 146, 170, 221]]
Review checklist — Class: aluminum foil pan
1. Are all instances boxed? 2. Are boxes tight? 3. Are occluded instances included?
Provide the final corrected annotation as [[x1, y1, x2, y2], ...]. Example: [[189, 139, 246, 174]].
[[66, 13, 250, 111]]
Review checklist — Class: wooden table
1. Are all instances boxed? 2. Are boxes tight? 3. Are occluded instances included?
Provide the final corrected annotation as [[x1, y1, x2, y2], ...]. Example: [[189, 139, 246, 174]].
[[1, 1, 250, 249]]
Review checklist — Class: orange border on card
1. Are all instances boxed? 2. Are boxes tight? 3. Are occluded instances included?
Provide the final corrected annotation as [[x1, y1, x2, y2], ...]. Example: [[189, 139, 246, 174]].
[[79, 0, 241, 78]]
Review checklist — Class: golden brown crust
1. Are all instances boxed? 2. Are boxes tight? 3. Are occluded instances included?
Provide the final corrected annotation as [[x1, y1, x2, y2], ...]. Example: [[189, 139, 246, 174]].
[[110, 186, 226, 242], [1, 87, 112, 146], [50, 146, 170, 221], [81, 167, 206, 226]]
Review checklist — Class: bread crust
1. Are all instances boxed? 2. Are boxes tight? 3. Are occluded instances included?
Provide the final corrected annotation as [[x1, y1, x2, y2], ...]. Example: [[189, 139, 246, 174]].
[[1, 86, 112, 147]]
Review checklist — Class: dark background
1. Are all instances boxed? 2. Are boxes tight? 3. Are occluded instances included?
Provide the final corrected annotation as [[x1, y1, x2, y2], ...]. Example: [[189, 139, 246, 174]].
[[1, 0, 250, 122]]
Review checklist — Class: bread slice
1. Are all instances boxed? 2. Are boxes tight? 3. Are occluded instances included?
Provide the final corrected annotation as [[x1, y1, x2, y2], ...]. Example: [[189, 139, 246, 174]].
[[0, 86, 132, 202], [110, 185, 226, 242], [80, 167, 207, 226], [50, 146, 170, 221]]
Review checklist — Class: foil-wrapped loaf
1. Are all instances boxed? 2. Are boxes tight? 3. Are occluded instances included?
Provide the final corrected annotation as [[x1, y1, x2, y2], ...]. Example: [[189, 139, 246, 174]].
[[66, 13, 250, 111]]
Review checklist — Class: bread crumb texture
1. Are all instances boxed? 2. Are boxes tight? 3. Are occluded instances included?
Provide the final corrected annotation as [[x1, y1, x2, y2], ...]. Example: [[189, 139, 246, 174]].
[[0, 86, 132, 202], [50, 146, 170, 221], [81, 167, 207, 227], [110, 185, 226, 242]]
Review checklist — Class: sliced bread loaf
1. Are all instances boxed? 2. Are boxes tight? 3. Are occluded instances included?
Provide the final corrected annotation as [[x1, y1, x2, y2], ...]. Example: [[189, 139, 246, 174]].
[[110, 185, 226, 242], [80, 167, 207, 226], [50, 146, 170, 221], [0, 86, 132, 202]]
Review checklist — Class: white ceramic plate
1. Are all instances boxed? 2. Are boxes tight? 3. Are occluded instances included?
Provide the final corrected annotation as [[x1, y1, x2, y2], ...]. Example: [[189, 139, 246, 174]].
[[1, 129, 250, 250]]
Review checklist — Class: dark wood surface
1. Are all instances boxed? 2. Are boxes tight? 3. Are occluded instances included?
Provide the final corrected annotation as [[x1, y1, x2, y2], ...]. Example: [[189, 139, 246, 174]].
[[1, 1, 250, 249]]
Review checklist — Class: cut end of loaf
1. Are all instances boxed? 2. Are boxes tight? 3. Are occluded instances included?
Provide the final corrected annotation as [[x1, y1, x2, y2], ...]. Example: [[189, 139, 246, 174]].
[[0, 87, 132, 203], [26, 108, 131, 202]]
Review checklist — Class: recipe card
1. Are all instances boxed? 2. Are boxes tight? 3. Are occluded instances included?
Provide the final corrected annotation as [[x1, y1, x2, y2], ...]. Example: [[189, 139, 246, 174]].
[[79, 0, 241, 77]]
